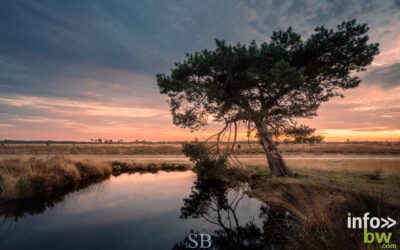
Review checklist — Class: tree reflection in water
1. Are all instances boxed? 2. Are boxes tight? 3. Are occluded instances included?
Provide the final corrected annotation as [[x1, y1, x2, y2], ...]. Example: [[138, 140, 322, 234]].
[[0, 175, 108, 220], [173, 175, 295, 250]]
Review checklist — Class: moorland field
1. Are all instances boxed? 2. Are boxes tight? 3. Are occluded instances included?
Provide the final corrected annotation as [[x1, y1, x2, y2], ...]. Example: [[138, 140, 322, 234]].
[[1, 142, 399, 248], [1, 142, 399, 199]]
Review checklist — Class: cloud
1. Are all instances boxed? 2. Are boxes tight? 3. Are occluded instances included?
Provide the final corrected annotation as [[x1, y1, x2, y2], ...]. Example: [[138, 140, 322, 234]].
[[0, 0, 399, 141], [299, 84, 400, 136], [0, 123, 15, 128], [0, 95, 167, 119], [1, 0, 398, 98], [362, 62, 400, 88]]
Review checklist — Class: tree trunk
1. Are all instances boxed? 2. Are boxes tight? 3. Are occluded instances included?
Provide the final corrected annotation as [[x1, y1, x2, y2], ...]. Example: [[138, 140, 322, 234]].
[[255, 121, 293, 177]]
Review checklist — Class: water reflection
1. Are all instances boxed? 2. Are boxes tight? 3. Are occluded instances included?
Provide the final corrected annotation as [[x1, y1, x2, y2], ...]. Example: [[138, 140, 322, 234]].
[[0, 176, 109, 220], [173, 176, 294, 250], [0, 170, 290, 250], [0, 170, 190, 220], [0, 171, 202, 250]]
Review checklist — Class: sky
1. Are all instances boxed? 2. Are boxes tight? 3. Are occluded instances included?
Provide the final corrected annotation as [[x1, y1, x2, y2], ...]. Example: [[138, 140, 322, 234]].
[[0, 0, 399, 142]]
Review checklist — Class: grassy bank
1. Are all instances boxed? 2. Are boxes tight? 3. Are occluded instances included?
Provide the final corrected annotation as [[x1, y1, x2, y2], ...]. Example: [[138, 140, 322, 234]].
[[185, 152, 400, 249], [250, 180, 400, 249], [1, 153, 399, 248], [1, 153, 398, 202], [0, 156, 190, 201], [248, 164, 400, 200], [246, 168, 400, 249]]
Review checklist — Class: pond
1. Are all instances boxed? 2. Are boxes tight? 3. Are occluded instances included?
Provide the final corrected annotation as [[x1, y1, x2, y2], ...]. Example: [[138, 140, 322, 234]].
[[0, 171, 291, 250]]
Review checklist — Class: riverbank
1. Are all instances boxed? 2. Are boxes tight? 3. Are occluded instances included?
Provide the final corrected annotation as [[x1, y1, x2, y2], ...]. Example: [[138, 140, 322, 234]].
[[1, 153, 399, 201], [0, 148, 400, 203], [1, 154, 399, 248], [251, 183, 400, 248], [0, 156, 191, 201], [246, 168, 400, 249]]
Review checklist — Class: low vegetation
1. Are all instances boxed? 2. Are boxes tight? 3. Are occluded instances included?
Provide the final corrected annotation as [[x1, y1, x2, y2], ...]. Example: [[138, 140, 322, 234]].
[[111, 161, 188, 172], [179, 141, 400, 248], [1, 142, 400, 156], [0, 156, 190, 201], [0, 142, 399, 248], [176, 142, 400, 249], [248, 165, 400, 200], [249, 177, 400, 249]]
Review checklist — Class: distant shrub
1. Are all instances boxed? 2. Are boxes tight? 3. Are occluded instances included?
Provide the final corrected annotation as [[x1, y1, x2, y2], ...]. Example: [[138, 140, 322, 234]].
[[182, 141, 229, 179]]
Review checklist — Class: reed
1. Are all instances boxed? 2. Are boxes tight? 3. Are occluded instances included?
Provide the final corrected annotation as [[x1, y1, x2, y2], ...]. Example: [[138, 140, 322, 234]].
[[0, 156, 190, 200]]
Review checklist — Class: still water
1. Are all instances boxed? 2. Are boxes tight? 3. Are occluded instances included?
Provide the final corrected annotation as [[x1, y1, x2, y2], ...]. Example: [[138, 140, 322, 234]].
[[0, 171, 269, 250]]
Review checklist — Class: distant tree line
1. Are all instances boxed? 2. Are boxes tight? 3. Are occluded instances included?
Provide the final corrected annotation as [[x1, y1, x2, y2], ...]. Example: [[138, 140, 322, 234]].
[[90, 138, 125, 144], [281, 125, 324, 144]]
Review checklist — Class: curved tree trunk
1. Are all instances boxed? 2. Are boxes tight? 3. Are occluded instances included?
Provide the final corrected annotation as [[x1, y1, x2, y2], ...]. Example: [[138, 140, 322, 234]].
[[255, 121, 293, 177]]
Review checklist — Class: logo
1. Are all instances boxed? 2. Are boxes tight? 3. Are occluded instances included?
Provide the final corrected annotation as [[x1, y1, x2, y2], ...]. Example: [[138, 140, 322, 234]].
[[347, 212, 397, 248], [186, 233, 212, 249]]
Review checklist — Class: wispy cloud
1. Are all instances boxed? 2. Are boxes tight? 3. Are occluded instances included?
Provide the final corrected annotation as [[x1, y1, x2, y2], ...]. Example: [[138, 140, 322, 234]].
[[0, 0, 399, 141], [362, 62, 400, 88], [0, 95, 166, 118]]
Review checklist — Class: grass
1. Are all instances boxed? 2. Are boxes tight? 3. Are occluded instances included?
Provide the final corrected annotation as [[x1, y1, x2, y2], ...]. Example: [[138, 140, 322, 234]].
[[247, 164, 400, 200], [248, 171, 400, 249], [1, 142, 399, 248], [1, 142, 400, 155], [1, 141, 398, 202], [0, 156, 191, 201], [111, 161, 189, 172], [243, 159, 400, 249], [241, 158, 400, 176]]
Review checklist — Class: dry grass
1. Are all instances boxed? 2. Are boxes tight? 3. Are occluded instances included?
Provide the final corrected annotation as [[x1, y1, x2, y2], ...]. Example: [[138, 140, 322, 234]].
[[0, 143, 183, 155], [2, 142, 398, 179], [247, 164, 400, 201], [0, 156, 111, 200], [249, 179, 400, 249], [111, 161, 189, 172], [241, 158, 400, 176], [1, 142, 398, 201], [0, 156, 191, 201], [1, 142, 400, 155], [245, 163, 400, 248], [1, 142, 399, 248]]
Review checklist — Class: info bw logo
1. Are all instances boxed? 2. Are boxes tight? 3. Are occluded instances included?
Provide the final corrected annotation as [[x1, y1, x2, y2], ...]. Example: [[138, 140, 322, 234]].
[[347, 212, 396, 244]]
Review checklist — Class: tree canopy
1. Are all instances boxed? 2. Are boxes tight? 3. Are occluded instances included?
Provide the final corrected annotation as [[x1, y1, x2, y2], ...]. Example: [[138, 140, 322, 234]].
[[157, 20, 379, 176], [158, 20, 378, 132]]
